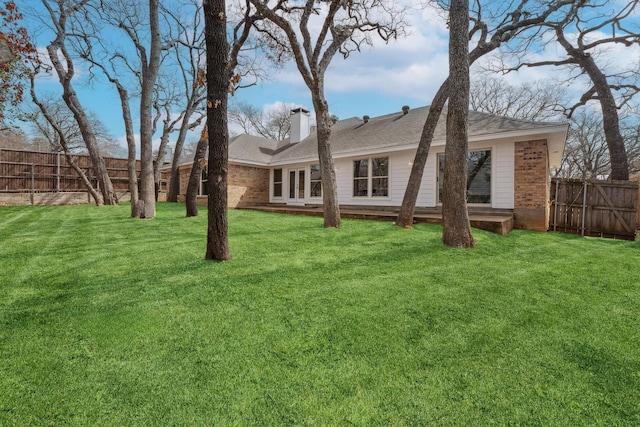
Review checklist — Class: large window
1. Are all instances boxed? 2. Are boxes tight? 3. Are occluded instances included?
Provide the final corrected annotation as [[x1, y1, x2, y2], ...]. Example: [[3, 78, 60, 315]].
[[353, 157, 389, 198], [438, 150, 491, 204], [273, 168, 283, 198], [310, 164, 322, 197]]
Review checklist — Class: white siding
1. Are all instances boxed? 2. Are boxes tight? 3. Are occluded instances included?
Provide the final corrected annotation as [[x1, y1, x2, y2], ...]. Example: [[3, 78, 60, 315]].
[[270, 138, 517, 209], [335, 158, 352, 202], [492, 141, 515, 209]]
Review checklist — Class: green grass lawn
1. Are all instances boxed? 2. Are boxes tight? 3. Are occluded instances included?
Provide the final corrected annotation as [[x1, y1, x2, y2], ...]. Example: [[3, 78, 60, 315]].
[[1, 202, 639, 426]]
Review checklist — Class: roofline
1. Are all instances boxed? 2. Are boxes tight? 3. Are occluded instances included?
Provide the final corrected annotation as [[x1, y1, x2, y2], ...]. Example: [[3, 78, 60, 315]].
[[267, 123, 569, 166], [160, 123, 569, 169]]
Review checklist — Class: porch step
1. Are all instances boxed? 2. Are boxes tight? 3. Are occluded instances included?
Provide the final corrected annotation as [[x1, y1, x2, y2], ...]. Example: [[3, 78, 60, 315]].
[[242, 205, 514, 235]]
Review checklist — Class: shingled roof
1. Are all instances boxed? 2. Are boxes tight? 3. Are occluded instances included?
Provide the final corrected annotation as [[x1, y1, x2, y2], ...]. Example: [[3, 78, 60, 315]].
[[229, 105, 568, 168]]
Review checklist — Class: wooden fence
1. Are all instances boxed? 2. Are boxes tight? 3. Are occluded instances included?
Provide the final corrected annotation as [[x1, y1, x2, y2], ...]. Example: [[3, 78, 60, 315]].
[[550, 178, 638, 240], [0, 148, 137, 193]]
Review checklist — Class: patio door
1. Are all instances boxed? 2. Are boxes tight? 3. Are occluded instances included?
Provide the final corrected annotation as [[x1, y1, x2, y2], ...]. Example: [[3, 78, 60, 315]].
[[288, 168, 305, 202]]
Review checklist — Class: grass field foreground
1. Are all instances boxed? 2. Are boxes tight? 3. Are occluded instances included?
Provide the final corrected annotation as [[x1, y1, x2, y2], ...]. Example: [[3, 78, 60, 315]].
[[1, 203, 639, 425]]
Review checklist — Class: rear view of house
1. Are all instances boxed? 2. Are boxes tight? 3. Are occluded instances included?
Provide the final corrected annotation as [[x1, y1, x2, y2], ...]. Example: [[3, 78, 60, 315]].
[[161, 105, 568, 232]]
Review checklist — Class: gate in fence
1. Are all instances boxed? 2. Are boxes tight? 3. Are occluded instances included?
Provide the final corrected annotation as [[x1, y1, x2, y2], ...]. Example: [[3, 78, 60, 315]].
[[550, 178, 638, 240]]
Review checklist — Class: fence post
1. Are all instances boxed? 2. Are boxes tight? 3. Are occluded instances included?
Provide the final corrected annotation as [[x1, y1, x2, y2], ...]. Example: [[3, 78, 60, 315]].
[[87, 167, 91, 203], [57, 152, 61, 192], [31, 163, 35, 205], [553, 179, 559, 232], [581, 180, 588, 236]]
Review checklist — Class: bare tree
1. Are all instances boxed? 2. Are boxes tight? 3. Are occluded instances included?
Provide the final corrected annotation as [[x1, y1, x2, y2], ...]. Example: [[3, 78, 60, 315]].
[[503, 0, 640, 180], [38, 0, 118, 205], [396, 0, 579, 228], [469, 75, 565, 121], [557, 109, 640, 179], [559, 110, 610, 179], [228, 101, 292, 140], [29, 73, 102, 205], [249, 0, 406, 228], [0, 128, 32, 150], [27, 96, 121, 156], [163, 0, 208, 203]]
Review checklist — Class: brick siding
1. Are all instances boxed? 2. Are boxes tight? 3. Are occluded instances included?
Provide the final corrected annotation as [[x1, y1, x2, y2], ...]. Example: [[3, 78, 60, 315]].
[[228, 164, 269, 207], [162, 163, 269, 208], [513, 139, 550, 231]]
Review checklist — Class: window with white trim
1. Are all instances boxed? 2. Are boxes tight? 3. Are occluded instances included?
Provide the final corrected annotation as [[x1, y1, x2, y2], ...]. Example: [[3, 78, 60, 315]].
[[310, 164, 322, 197], [353, 157, 389, 197], [273, 168, 283, 198]]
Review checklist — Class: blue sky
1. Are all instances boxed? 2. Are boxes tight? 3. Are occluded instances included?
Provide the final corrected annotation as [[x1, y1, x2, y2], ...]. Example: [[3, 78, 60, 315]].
[[17, 0, 640, 153]]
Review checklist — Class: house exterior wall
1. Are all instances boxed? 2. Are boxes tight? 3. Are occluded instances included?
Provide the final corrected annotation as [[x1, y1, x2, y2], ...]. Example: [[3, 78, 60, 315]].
[[228, 164, 269, 207], [161, 163, 269, 208], [513, 139, 550, 231], [270, 138, 522, 211]]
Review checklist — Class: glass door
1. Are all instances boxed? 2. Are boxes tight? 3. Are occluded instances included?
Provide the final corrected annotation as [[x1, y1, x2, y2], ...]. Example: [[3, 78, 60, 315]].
[[288, 168, 305, 202]]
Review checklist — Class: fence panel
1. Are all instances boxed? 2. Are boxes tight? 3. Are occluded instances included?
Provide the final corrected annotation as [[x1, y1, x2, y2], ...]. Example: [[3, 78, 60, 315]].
[[550, 178, 638, 240], [0, 148, 138, 193]]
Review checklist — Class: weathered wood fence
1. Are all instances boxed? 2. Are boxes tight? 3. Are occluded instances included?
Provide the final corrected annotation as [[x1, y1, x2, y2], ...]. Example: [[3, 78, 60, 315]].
[[550, 178, 638, 240], [0, 148, 136, 193]]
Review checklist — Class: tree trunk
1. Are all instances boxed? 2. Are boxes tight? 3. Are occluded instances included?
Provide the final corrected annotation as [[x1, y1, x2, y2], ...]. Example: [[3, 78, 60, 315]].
[[154, 130, 171, 201], [203, 0, 231, 261], [114, 84, 140, 217], [168, 109, 197, 202], [67, 154, 103, 205], [396, 79, 450, 228], [137, 0, 162, 219], [186, 125, 208, 217], [312, 94, 341, 228], [554, 30, 629, 180], [47, 43, 118, 206], [442, 0, 474, 249], [580, 57, 629, 180]]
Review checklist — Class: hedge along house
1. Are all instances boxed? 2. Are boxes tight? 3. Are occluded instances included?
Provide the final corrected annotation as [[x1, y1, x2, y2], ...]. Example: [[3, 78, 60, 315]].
[[161, 106, 568, 231]]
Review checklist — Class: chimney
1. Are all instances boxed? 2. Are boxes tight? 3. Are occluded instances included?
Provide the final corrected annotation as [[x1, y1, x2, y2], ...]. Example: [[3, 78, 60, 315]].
[[290, 107, 310, 144]]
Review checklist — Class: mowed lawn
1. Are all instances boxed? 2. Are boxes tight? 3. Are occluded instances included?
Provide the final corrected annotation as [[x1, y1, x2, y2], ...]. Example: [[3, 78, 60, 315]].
[[0, 203, 639, 426]]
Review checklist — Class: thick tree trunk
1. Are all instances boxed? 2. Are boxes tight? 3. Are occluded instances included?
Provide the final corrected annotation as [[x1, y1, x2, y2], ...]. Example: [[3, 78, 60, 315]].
[[396, 79, 450, 228], [555, 29, 629, 180], [186, 126, 208, 217], [312, 94, 341, 228], [137, 0, 162, 219], [203, 0, 231, 261], [442, 0, 474, 249], [581, 58, 629, 180]]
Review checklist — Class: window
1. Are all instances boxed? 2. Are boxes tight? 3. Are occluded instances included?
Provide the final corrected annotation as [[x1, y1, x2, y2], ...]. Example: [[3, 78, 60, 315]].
[[353, 157, 389, 198], [273, 168, 283, 198], [200, 169, 208, 196], [438, 150, 491, 204], [310, 164, 322, 197]]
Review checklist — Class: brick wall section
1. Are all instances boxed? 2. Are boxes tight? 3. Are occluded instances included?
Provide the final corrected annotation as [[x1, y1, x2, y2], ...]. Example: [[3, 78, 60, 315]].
[[514, 139, 550, 231], [228, 164, 269, 207], [162, 163, 269, 208]]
